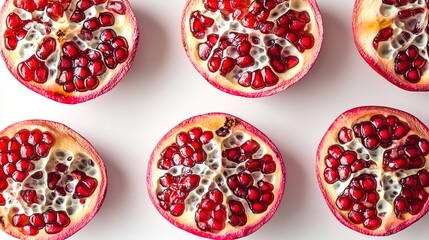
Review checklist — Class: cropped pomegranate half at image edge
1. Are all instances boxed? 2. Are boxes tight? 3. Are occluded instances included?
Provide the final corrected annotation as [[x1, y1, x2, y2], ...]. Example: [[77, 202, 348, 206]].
[[317, 106, 429, 236], [182, 0, 323, 97], [147, 113, 286, 239], [354, 0, 429, 91], [0, 120, 107, 239], [0, 0, 139, 104]]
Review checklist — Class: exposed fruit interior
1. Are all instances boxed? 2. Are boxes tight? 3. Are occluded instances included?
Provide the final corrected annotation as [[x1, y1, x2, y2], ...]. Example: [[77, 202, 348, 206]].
[[182, 0, 322, 96], [317, 107, 429, 235], [148, 113, 285, 239], [354, 0, 429, 89], [0, 0, 138, 103], [0, 120, 105, 239]]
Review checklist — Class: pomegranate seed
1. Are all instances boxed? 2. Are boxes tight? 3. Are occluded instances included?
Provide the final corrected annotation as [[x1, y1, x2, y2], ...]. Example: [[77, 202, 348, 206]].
[[76, 0, 93, 11], [336, 195, 352, 210], [45, 224, 63, 234], [30, 213, 45, 228], [56, 211, 71, 226], [46, 2, 65, 21], [418, 169, 429, 187], [208, 57, 221, 72], [324, 168, 339, 184], [114, 47, 128, 63], [22, 225, 39, 236], [70, 10, 85, 22], [364, 217, 382, 230], [220, 57, 236, 76], [6, 13, 22, 30], [106, 1, 126, 14], [99, 12, 115, 26], [15, 0, 36, 12], [34, 66, 49, 83], [0, 194, 5, 206], [83, 17, 101, 31], [204, 0, 219, 11], [238, 71, 252, 87], [62, 42, 81, 58], [13, 214, 30, 227], [20, 189, 38, 204], [85, 76, 99, 90], [229, 200, 245, 215], [236, 55, 255, 68], [348, 211, 364, 224]]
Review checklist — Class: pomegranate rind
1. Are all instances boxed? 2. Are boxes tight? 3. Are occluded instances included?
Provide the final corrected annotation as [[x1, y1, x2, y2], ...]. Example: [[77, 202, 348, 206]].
[[147, 112, 286, 239], [0, 120, 107, 239], [0, 0, 140, 104], [316, 106, 429, 236], [181, 0, 323, 98], [353, 0, 429, 91]]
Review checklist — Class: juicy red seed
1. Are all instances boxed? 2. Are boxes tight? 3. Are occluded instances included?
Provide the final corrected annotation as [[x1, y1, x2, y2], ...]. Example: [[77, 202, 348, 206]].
[[55, 163, 68, 172], [85, 76, 99, 90], [336, 195, 352, 210], [208, 57, 221, 72], [220, 57, 236, 76], [13, 214, 29, 227], [16, 160, 34, 172], [247, 186, 261, 201], [20, 190, 38, 204], [328, 145, 343, 159], [106, 1, 126, 14], [45, 224, 63, 234], [18, 62, 34, 81], [340, 151, 357, 165], [170, 202, 185, 216], [338, 165, 351, 181], [15, 0, 36, 12], [180, 175, 200, 190], [236, 55, 255, 68], [30, 213, 44, 228], [70, 10, 85, 22], [204, 0, 219, 11], [6, 13, 22, 30], [200, 131, 214, 144], [349, 187, 365, 201], [325, 156, 340, 168], [114, 47, 128, 63], [83, 17, 101, 31], [13, 171, 29, 182], [324, 168, 339, 184], [229, 200, 245, 214], [46, 2, 65, 21], [56, 211, 70, 227], [22, 225, 39, 236], [34, 66, 49, 84], [348, 211, 364, 224], [47, 172, 61, 190], [99, 12, 115, 26], [62, 42, 81, 58], [0, 179, 8, 191], [77, 0, 93, 11], [0, 195, 5, 206], [100, 29, 117, 42], [418, 169, 429, 187], [251, 201, 267, 213], [364, 217, 382, 230], [111, 37, 129, 48]]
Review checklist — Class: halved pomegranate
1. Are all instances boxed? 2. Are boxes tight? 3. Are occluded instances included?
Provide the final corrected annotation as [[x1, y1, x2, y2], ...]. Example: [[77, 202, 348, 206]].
[[0, 0, 139, 104], [181, 0, 323, 97], [147, 113, 285, 239], [316, 106, 429, 236], [0, 120, 107, 239], [353, 0, 429, 91]]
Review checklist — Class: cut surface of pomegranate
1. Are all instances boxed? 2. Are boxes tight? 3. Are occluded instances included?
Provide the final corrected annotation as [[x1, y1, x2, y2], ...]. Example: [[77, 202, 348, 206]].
[[147, 113, 285, 239], [0, 0, 139, 104], [0, 120, 107, 239], [316, 106, 429, 236], [353, 0, 429, 91], [181, 0, 323, 97]]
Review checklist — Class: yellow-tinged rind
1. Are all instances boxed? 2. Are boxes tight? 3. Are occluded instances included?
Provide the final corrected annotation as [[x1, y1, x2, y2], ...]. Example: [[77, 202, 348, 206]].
[[181, 0, 323, 97], [147, 113, 286, 239], [0, 120, 107, 240], [316, 106, 429, 236]]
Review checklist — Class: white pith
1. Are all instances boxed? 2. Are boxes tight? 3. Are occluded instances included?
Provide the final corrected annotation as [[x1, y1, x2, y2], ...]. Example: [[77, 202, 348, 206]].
[[354, 0, 429, 86], [317, 107, 429, 235], [0, 122, 106, 239], [0, 0, 137, 97], [183, 0, 321, 94]]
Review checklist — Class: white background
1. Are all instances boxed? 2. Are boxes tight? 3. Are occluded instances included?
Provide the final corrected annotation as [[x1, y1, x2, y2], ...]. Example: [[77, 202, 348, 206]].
[[1, 0, 429, 239]]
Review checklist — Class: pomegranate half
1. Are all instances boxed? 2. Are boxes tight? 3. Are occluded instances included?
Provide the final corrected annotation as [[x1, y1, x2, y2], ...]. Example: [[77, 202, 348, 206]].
[[0, 120, 107, 239], [147, 113, 285, 239], [316, 106, 429, 236], [353, 0, 429, 91], [0, 0, 139, 104], [181, 0, 323, 97]]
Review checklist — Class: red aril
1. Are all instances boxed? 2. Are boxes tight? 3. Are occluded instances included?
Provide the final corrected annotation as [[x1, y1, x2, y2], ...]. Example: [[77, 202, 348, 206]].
[[147, 113, 285, 239], [0, 120, 107, 239], [0, 0, 139, 104], [353, 0, 429, 91], [317, 106, 429, 236], [181, 0, 323, 97]]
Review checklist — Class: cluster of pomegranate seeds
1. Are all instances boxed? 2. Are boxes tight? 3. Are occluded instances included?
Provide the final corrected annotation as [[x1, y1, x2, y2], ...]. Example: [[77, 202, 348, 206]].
[[80, 12, 115, 40], [4, 13, 31, 50], [353, 114, 410, 150], [323, 145, 374, 184], [190, 11, 215, 39], [394, 45, 427, 83], [195, 189, 227, 232], [267, 43, 299, 74], [0, 129, 54, 184], [17, 55, 50, 84], [372, 27, 393, 50], [228, 199, 247, 227], [97, 29, 130, 69], [12, 209, 71, 236], [394, 169, 429, 216], [157, 171, 201, 216], [383, 135, 429, 170], [274, 10, 315, 52], [157, 127, 214, 169], [336, 174, 382, 230], [57, 42, 106, 92]]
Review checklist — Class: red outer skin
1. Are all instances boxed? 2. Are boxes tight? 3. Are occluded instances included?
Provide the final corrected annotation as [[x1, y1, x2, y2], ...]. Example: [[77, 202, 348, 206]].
[[0, 0, 140, 104], [316, 106, 429, 236], [181, 0, 324, 98], [146, 112, 286, 239], [0, 120, 108, 240], [352, 0, 429, 91]]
